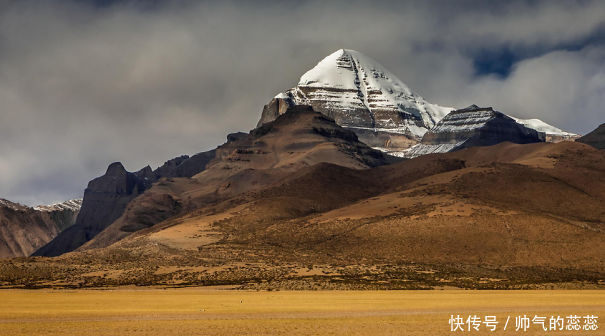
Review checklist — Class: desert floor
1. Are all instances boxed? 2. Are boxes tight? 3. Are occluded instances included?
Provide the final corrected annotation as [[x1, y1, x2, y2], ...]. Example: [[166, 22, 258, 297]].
[[0, 289, 602, 335]]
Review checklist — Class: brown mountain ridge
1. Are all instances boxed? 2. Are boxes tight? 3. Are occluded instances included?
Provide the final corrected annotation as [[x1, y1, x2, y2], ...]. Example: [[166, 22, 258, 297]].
[[1, 106, 604, 289], [577, 123, 605, 150]]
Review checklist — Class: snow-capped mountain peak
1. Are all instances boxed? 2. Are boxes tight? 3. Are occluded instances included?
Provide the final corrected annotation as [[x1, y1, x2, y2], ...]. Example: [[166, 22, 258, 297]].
[[299, 49, 414, 94], [259, 49, 452, 150], [294, 49, 451, 132], [258, 49, 574, 155]]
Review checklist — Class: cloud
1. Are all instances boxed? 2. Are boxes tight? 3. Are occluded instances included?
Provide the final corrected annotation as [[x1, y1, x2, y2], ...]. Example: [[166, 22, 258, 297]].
[[0, 0, 604, 205], [452, 46, 605, 132]]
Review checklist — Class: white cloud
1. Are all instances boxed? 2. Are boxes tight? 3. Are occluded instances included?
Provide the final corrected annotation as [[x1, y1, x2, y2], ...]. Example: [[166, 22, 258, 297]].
[[447, 47, 605, 134]]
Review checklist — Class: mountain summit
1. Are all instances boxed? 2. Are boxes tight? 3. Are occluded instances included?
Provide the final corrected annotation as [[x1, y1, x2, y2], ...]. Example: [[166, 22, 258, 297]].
[[259, 49, 576, 155], [258, 49, 452, 150]]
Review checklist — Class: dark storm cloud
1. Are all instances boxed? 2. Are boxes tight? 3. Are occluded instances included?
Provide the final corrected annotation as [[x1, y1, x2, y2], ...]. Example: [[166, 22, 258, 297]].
[[1, 0, 604, 205]]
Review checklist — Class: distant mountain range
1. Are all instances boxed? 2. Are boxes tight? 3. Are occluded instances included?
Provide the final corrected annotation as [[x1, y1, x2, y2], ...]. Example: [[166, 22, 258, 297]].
[[0, 199, 81, 258]]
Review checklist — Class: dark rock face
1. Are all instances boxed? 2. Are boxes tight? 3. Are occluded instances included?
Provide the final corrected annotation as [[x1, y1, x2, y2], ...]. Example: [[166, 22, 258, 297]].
[[167, 150, 216, 178], [577, 123, 605, 150], [34, 150, 216, 257], [153, 155, 189, 178], [226, 132, 248, 143], [406, 105, 545, 157], [45, 206, 80, 232], [153, 150, 216, 179], [258, 97, 295, 128], [33, 163, 152, 257]]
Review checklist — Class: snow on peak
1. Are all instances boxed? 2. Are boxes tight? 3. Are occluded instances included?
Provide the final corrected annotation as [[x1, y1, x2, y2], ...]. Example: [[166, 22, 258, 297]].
[[0, 199, 28, 211], [511, 117, 576, 136], [299, 49, 413, 95], [265, 49, 575, 146], [34, 199, 83, 212], [276, 49, 452, 138]]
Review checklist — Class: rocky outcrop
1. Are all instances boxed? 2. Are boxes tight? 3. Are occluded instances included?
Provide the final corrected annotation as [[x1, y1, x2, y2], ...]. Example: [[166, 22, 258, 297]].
[[152, 150, 216, 179], [33, 163, 152, 257], [259, 96, 295, 128], [404, 105, 545, 158], [34, 149, 216, 257], [253, 105, 391, 168], [0, 199, 80, 258], [34, 199, 82, 232], [577, 123, 605, 150]]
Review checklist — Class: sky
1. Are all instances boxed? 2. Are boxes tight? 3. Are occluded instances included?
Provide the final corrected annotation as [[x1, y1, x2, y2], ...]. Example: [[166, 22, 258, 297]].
[[1, 0, 604, 205]]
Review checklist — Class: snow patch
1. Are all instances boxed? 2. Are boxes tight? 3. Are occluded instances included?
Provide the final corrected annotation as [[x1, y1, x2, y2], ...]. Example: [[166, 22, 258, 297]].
[[512, 117, 576, 136], [275, 49, 453, 138], [34, 199, 83, 212], [0, 199, 28, 211], [392, 142, 466, 158]]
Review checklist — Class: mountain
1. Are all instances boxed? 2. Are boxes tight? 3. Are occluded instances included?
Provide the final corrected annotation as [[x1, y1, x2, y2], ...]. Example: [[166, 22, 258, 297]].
[[36, 105, 391, 257], [3, 139, 603, 289], [33, 163, 155, 257], [258, 49, 573, 156], [34, 151, 216, 257], [577, 123, 605, 150], [258, 49, 453, 151], [80, 105, 392, 251], [0, 199, 81, 258], [403, 105, 545, 158], [4, 50, 599, 289]]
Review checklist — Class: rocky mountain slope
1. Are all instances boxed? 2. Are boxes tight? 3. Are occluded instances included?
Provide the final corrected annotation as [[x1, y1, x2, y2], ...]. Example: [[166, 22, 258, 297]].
[[35, 106, 391, 257], [577, 123, 605, 150], [0, 47, 599, 290], [0, 199, 81, 258], [80, 105, 392, 251], [34, 150, 216, 257], [2, 107, 603, 289], [403, 105, 545, 158]]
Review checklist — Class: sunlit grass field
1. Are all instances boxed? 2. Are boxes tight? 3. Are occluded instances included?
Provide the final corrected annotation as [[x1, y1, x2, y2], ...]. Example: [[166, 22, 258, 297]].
[[0, 289, 602, 335]]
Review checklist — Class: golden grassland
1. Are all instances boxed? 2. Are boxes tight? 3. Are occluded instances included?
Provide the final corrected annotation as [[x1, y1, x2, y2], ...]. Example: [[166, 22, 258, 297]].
[[0, 289, 603, 336]]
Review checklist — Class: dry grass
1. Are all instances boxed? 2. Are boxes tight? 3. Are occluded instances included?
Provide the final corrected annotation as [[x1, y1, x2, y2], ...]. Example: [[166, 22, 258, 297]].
[[0, 289, 603, 335]]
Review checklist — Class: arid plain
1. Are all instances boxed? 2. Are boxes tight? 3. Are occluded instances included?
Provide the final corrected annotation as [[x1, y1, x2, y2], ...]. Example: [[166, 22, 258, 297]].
[[0, 289, 603, 336]]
